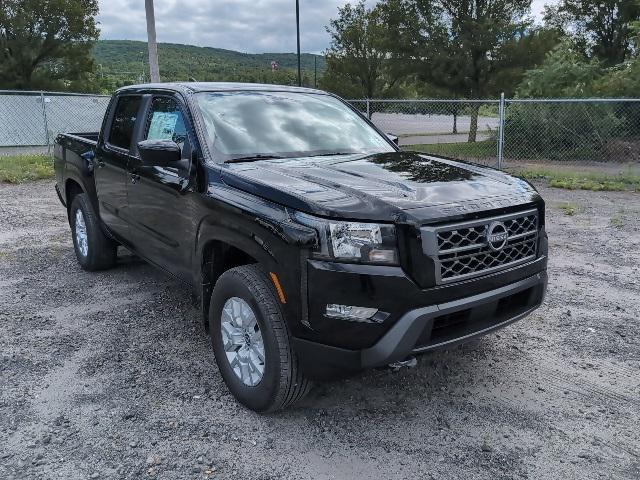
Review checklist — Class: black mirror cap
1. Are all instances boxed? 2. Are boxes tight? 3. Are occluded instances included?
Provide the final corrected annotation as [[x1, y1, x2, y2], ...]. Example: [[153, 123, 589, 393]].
[[386, 133, 399, 146], [137, 139, 181, 166]]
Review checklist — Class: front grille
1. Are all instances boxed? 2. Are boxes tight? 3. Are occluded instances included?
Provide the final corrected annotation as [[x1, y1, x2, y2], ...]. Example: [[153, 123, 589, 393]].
[[422, 209, 539, 284]]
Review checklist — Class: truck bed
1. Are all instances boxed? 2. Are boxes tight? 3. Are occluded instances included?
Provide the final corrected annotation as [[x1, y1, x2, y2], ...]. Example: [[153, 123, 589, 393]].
[[54, 132, 101, 208], [60, 132, 100, 145]]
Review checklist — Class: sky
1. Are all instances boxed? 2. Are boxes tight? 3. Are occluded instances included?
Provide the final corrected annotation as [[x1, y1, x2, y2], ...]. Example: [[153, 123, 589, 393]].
[[97, 0, 558, 54]]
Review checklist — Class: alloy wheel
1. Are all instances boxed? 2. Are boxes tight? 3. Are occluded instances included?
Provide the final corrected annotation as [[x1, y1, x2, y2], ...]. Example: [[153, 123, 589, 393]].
[[220, 297, 265, 386]]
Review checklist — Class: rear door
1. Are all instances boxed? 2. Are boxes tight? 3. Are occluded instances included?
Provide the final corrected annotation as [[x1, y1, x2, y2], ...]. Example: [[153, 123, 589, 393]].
[[94, 94, 144, 240], [125, 94, 195, 281]]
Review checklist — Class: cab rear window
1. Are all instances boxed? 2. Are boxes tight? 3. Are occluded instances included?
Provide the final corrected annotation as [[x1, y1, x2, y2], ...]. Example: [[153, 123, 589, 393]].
[[108, 96, 142, 150]]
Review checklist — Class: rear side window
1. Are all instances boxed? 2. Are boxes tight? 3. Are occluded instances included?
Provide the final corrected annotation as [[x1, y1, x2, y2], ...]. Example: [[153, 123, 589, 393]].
[[109, 95, 142, 150], [145, 97, 187, 148]]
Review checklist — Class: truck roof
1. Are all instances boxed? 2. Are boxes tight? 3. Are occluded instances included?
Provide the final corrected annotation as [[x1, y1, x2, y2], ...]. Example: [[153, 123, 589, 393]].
[[116, 82, 327, 95]]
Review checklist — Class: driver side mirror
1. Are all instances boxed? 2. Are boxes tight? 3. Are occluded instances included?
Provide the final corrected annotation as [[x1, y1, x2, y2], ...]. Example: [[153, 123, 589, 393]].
[[137, 139, 182, 167], [386, 133, 399, 146]]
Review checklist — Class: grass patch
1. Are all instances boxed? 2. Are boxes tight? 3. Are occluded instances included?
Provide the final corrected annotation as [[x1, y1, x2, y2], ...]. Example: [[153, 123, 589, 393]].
[[513, 167, 640, 192], [560, 203, 580, 216], [610, 209, 625, 228], [405, 140, 496, 159], [0, 154, 54, 183]]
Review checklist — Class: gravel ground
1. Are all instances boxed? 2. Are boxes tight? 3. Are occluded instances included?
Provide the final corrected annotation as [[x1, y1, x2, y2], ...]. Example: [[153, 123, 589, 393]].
[[1, 180, 639, 480]]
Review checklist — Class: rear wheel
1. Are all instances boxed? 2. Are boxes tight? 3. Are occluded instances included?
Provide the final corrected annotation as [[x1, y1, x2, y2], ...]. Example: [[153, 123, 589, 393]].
[[69, 193, 117, 271], [209, 265, 310, 412]]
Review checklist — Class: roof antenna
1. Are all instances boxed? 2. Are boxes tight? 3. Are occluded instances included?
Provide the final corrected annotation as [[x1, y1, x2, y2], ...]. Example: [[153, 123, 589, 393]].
[[188, 77, 198, 82]]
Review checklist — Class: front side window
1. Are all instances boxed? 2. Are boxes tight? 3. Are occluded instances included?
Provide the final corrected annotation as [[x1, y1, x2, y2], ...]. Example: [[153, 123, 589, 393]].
[[109, 95, 141, 150], [195, 91, 394, 161], [145, 97, 188, 148]]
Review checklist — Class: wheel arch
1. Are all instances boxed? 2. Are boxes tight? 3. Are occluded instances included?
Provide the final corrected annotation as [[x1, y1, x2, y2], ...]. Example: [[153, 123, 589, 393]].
[[65, 178, 84, 209], [64, 178, 86, 223], [199, 232, 276, 331]]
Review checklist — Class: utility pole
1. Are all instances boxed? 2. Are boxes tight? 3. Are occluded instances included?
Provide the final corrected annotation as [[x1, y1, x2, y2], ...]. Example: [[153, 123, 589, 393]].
[[296, 0, 301, 86], [145, 0, 160, 83]]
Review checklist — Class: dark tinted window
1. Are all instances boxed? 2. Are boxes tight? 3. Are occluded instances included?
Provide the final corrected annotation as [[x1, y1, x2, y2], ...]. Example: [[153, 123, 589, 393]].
[[109, 96, 141, 150], [145, 97, 187, 148]]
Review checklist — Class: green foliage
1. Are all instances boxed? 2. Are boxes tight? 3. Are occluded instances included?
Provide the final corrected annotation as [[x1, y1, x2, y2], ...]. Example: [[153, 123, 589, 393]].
[[0, 154, 54, 183], [376, 0, 554, 141], [610, 209, 625, 227], [92, 40, 325, 92], [559, 202, 579, 215], [0, 0, 99, 90], [485, 27, 563, 97], [593, 22, 640, 97], [320, 1, 406, 99], [514, 167, 640, 192], [516, 40, 604, 98], [382, 0, 550, 98], [544, 0, 640, 66], [512, 17, 640, 161], [521, 6, 640, 99], [504, 101, 624, 160]]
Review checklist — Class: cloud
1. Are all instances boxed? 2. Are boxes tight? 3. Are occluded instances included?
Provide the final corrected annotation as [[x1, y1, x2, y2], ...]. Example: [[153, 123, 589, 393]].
[[97, 0, 379, 53], [97, 0, 558, 53]]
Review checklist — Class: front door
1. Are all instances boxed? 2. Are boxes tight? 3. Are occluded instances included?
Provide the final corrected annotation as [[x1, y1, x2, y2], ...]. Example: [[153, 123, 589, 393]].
[[126, 95, 195, 282], [94, 95, 143, 240]]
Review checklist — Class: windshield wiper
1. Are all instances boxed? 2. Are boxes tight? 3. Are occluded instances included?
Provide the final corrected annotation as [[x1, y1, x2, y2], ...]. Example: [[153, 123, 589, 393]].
[[307, 152, 359, 158], [225, 154, 284, 163]]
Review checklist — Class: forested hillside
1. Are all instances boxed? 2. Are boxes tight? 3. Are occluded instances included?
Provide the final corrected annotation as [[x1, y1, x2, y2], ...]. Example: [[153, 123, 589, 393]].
[[93, 40, 326, 88]]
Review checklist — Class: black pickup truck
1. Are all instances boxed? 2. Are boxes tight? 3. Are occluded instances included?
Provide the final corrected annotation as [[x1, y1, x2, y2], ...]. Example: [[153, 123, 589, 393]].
[[54, 82, 547, 412]]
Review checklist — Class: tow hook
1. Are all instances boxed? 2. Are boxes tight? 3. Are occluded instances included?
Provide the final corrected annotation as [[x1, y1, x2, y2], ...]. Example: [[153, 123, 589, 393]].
[[388, 356, 417, 371]]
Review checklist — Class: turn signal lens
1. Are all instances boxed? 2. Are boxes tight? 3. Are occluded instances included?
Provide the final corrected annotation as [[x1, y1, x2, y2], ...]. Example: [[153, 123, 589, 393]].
[[368, 249, 398, 263]]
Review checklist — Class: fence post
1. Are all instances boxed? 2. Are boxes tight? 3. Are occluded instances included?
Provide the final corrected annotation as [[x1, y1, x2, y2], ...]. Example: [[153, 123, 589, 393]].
[[366, 98, 370, 119], [40, 91, 50, 154], [497, 92, 505, 170]]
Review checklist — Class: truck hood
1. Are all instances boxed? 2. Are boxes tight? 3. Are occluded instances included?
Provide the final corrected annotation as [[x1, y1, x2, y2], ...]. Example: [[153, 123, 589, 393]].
[[220, 151, 540, 223]]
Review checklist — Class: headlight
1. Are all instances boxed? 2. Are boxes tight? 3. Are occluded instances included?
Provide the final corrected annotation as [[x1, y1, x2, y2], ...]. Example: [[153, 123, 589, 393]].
[[292, 211, 398, 265]]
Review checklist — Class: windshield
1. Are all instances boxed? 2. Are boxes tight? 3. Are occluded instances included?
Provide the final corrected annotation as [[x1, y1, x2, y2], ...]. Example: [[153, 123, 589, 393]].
[[194, 91, 395, 162]]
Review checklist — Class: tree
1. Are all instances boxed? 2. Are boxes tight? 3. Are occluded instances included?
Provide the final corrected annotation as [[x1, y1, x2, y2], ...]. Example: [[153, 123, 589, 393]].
[[594, 21, 640, 97], [386, 0, 551, 141], [0, 0, 99, 90], [516, 39, 604, 98], [544, 0, 640, 66], [320, 1, 406, 100]]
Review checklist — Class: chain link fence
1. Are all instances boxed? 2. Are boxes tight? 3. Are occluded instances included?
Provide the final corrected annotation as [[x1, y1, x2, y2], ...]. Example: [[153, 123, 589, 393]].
[[1, 91, 638, 176], [350, 98, 640, 174], [0, 91, 110, 156]]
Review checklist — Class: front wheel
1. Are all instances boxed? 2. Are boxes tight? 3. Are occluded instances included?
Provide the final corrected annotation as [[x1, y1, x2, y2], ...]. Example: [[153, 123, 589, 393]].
[[69, 193, 117, 271], [209, 265, 310, 412]]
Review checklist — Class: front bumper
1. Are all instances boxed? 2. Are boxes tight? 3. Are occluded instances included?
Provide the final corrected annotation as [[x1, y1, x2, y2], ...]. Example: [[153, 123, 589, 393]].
[[292, 270, 547, 380]]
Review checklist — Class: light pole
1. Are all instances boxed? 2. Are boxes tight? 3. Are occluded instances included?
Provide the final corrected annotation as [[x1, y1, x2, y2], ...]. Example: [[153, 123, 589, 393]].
[[296, 0, 301, 87], [145, 0, 160, 82]]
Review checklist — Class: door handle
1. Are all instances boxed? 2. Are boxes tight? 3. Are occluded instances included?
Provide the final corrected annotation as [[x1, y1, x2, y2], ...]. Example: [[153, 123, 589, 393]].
[[130, 173, 141, 184]]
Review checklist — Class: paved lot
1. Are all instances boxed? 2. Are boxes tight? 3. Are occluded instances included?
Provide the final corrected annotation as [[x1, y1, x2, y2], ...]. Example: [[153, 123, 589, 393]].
[[1, 180, 639, 480], [371, 112, 499, 136]]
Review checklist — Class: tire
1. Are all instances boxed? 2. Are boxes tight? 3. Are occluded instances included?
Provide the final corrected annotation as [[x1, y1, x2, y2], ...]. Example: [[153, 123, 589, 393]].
[[69, 193, 117, 271], [209, 265, 310, 412]]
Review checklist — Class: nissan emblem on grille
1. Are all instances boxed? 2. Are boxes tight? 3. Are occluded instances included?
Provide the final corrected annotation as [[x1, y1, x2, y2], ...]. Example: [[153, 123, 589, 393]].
[[421, 209, 539, 284], [487, 221, 508, 251]]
